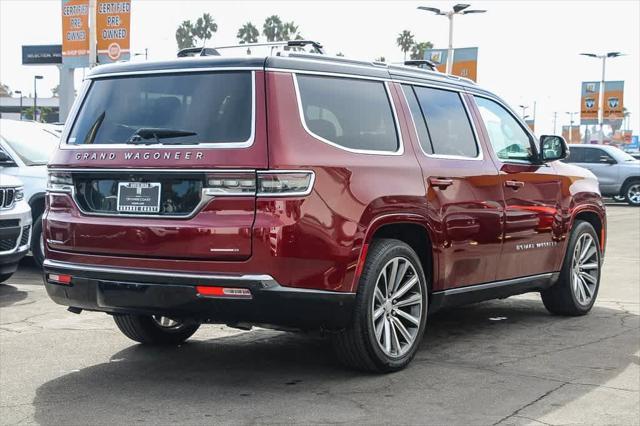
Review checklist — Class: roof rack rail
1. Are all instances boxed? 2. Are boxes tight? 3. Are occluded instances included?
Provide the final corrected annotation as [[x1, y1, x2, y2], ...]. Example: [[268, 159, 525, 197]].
[[403, 59, 438, 71], [177, 40, 324, 58]]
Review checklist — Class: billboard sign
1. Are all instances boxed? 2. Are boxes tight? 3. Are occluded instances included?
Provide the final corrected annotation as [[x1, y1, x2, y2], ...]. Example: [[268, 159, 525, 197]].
[[22, 45, 62, 65], [603, 81, 624, 121], [61, 0, 90, 68], [424, 48, 448, 73], [96, 0, 131, 63], [580, 81, 600, 125], [424, 48, 478, 82]]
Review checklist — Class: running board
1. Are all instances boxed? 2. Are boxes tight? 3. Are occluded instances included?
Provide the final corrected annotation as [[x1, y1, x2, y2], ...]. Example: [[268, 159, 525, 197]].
[[430, 272, 560, 312]]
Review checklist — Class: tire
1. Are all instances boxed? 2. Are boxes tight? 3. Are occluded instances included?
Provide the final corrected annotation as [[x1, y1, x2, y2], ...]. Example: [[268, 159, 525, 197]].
[[31, 216, 45, 268], [541, 221, 602, 316], [622, 180, 640, 206], [113, 314, 200, 345], [332, 238, 428, 373], [0, 273, 14, 284]]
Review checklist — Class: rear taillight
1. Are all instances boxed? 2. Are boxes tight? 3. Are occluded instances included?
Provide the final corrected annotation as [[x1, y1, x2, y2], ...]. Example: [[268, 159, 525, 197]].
[[205, 170, 314, 197], [47, 172, 73, 193], [48, 273, 72, 285], [196, 285, 252, 299]]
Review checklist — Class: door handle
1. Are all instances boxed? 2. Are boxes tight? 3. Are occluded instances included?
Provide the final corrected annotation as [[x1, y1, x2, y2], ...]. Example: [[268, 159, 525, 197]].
[[504, 180, 525, 189], [429, 177, 454, 189]]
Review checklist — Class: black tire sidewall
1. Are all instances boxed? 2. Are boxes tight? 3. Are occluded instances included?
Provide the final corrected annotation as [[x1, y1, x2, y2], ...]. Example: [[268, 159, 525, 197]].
[[358, 240, 428, 371], [561, 221, 602, 313], [31, 216, 45, 268]]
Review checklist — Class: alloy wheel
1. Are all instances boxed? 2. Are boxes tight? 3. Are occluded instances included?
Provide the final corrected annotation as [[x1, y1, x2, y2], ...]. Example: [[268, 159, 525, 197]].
[[571, 234, 599, 305], [371, 257, 423, 358], [627, 183, 640, 205]]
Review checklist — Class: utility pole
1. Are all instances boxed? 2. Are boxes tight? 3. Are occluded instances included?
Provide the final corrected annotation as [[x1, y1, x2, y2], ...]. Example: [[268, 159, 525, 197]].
[[33, 75, 43, 122], [519, 104, 529, 119], [89, 0, 97, 68], [417, 4, 486, 74], [566, 111, 578, 143], [14, 90, 22, 120]]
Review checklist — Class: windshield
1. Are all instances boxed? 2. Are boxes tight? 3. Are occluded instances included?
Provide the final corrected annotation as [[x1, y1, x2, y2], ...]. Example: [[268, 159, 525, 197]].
[[0, 121, 59, 166], [67, 71, 253, 146]]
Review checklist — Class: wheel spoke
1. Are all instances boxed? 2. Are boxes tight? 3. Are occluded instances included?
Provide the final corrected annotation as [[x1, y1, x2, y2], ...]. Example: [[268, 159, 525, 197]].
[[580, 262, 598, 270], [383, 318, 391, 353], [373, 306, 385, 321], [581, 279, 592, 298], [579, 271, 597, 284], [393, 275, 418, 301], [395, 308, 420, 326], [392, 317, 413, 343], [579, 237, 594, 262], [392, 261, 409, 295], [387, 259, 399, 297], [375, 316, 385, 341], [576, 276, 587, 303], [395, 293, 422, 308], [390, 319, 401, 354], [374, 287, 385, 304]]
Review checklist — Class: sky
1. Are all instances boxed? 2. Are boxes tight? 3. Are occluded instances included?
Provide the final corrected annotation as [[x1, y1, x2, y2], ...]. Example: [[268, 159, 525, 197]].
[[1, 0, 639, 135]]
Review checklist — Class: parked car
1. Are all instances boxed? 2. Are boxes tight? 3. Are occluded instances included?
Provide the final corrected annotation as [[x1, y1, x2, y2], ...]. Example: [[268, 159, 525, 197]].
[[0, 119, 60, 266], [564, 144, 640, 206], [0, 174, 32, 283], [42, 46, 606, 372]]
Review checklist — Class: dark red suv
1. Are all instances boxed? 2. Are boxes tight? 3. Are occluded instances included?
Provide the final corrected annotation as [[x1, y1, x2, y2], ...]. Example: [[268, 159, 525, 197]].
[[44, 46, 606, 372]]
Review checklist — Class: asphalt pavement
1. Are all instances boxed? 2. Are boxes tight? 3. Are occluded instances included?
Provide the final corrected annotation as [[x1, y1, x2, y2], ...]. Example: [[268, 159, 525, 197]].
[[1, 204, 638, 425]]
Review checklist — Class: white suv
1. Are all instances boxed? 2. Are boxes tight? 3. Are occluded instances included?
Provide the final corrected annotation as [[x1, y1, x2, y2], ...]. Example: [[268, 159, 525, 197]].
[[0, 119, 59, 266], [0, 174, 32, 283]]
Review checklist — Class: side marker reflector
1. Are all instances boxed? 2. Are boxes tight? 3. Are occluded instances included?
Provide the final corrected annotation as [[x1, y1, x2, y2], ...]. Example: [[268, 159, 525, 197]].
[[196, 285, 252, 299], [48, 273, 72, 285]]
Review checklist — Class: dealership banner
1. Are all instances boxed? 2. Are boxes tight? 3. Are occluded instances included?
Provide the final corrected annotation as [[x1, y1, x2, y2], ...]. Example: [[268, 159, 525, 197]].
[[424, 47, 478, 82], [580, 81, 600, 125], [562, 125, 581, 143], [61, 0, 90, 67], [603, 81, 624, 121], [96, 0, 131, 64]]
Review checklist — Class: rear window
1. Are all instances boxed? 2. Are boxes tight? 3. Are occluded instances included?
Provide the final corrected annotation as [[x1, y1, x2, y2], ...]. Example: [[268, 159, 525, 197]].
[[297, 75, 399, 152], [67, 71, 253, 146]]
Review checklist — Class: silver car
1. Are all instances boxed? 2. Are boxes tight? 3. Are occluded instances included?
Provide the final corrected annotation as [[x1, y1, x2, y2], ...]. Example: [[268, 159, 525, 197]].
[[565, 144, 640, 206]]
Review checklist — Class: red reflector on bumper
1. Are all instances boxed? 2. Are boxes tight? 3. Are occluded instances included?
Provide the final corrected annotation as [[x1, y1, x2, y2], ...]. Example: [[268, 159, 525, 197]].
[[48, 273, 72, 285], [196, 285, 252, 299]]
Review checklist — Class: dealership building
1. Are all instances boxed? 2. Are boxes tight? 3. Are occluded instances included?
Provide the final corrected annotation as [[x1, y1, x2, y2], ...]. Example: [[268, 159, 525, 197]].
[[0, 96, 60, 123]]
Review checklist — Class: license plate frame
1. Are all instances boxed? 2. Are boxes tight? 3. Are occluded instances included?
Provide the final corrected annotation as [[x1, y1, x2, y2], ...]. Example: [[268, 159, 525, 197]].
[[116, 182, 161, 213]]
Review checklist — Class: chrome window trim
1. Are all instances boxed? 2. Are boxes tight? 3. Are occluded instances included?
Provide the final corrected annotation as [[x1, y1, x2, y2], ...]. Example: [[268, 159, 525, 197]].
[[471, 93, 541, 164], [292, 73, 404, 156], [86, 66, 262, 79], [399, 84, 483, 161], [61, 70, 257, 150]]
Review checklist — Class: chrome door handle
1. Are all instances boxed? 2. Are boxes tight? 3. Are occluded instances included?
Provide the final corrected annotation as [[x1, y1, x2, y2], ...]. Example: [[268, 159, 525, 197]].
[[505, 180, 525, 189], [429, 177, 454, 189]]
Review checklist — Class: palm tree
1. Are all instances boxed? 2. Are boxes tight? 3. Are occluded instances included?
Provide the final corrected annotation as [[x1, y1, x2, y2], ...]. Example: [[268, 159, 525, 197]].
[[396, 30, 415, 61], [263, 15, 283, 42], [410, 41, 433, 60], [282, 21, 302, 41], [237, 22, 259, 54]]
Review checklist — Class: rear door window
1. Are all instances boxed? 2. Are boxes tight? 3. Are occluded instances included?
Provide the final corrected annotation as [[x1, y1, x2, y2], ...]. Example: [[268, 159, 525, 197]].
[[68, 71, 253, 146], [565, 147, 584, 163], [583, 148, 613, 163], [296, 75, 399, 152], [413, 87, 478, 158], [401, 85, 433, 154]]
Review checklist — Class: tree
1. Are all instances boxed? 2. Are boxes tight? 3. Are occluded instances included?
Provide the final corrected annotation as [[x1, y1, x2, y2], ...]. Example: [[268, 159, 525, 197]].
[[410, 41, 434, 60], [175, 13, 218, 50], [262, 15, 283, 42], [52, 84, 59, 98], [237, 22, 259, 44], [23, 106, 53, 122], [282, 21, 302, 41], [396, 30, 415, 61], [0, 83, 11, 97]]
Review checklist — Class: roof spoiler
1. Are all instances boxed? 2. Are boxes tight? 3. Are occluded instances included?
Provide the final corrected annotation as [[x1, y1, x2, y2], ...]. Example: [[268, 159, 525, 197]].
[[177, 40, 324, 58], [403, 59, 438, 71]]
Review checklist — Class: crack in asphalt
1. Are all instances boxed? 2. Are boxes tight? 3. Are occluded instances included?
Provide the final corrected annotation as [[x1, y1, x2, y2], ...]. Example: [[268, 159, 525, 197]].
[[492, 383, 567, 425]]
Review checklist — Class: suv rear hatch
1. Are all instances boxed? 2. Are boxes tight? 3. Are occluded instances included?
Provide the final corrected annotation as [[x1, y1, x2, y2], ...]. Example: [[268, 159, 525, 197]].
[[47, 63, 267, 261]]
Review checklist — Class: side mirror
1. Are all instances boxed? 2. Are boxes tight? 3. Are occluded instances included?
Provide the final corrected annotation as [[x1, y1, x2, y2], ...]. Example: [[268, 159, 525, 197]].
[[600, 155, 616, 164], [0, 150, 17, 167], [539, 135, 568, 162]]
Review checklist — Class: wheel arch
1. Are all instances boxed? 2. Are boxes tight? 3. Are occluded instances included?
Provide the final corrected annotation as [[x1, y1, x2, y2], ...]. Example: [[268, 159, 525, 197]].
[[28, 192, 46, 221], [570, 206, 606, 255], [620, 176, 640, 195], [351, 214, 435, 293]]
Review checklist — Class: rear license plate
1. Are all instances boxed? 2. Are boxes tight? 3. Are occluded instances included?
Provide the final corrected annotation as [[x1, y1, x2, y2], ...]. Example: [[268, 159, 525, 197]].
[[117, 182, 161, 213]]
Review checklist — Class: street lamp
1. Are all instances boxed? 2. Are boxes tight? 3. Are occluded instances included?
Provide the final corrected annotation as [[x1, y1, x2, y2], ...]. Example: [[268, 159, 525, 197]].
[[565, 111, 579, 143], [33, 75, 43, 122], [14, 90, 23, 120], [579, 52, 623, 136], [134, 48, 148, 60], [417, 4, 486, 74], [519, 104, 529, 119]]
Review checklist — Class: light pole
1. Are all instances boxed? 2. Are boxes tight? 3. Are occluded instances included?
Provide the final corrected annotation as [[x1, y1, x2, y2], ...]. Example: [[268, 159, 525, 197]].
[[565, 111, 578, 143], [417, 4, 486, 74], [519, 104, 529, 119], [579, 52, 623, 137], [14, 90, 23, 120], [553, 112, 558, 135], [33, 75, 43, 122], [134, 48, 148, 60]]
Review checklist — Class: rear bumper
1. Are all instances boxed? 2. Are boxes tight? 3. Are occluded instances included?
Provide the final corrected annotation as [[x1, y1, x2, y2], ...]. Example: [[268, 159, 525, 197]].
[[43, 259, 355, 330]]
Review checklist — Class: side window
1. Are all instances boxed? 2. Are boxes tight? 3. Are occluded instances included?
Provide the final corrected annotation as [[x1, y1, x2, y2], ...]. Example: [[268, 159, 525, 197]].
[[583, 148, 613, 163], [565, 147, 584, 163], [297, 75, 399, 152], [414, 87, 478, 157], [401, 85, 433, 154], [474, 96, 535, 163]]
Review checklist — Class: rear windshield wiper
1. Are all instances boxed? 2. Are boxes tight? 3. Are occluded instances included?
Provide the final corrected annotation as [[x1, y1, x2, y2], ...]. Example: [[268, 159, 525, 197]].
[[126, 127, 198, 145]]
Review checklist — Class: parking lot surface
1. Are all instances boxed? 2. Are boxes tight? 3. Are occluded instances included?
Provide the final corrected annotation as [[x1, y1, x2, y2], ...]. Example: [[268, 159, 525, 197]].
[[1, 204, 638, 425]]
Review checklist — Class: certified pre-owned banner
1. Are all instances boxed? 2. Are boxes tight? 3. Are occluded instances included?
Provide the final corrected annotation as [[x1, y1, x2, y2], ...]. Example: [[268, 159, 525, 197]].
[[603, 81, 624, 122], [61, 0, 90, 68], [96, 0, 131, 64], [424, 48, 478, 82], [424, 48, 448, 73], [580, 81, 600, 125]]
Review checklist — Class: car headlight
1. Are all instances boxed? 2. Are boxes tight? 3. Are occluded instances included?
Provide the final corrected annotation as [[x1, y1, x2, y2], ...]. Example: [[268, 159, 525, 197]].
[[14, 187, 24, 201]]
